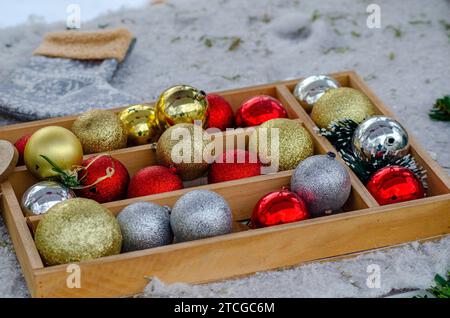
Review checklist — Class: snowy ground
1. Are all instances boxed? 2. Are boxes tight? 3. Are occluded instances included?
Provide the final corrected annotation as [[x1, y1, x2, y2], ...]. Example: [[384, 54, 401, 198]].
[[0, 0, 449, 298]]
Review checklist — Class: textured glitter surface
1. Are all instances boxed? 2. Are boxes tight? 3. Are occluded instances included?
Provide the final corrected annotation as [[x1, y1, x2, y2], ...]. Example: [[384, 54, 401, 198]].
[[170, 190, 232, 242], [72, 109, 127, 154], [118, 104, 161, 145], [127, 166, 183, 198], [206, 94, 234, 131], [311, 87, 376, 129], [117, 202, 172, 252], [76, 155, 130, 203], [24, 126, 83, 180], [35, 198, 122, 266], [250, 118, 314, 172], [156, 123, 209, 181], [291, 154, 351, 217], [21, 181, 76, 216], [352, 115, 410, 160], [155, 85, 208, 130]]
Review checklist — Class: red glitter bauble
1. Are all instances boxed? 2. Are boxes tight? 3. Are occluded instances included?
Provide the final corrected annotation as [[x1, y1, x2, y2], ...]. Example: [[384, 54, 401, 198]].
[[206, 94, 234, 131], [208, 149, 261, 183], [235, 95, 288, 127], [366, 166, 425, 206], [127, 165, 183, 198], [14, 134, 32, 165], [251, 190, 309, 228], [76, 155, 130, 203]]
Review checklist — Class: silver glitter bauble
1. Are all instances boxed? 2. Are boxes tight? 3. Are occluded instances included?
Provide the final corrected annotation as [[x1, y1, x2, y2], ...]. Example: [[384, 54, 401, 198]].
[[170, 190, 232, 242], [117, 202, 172, 252], [293, 75, 340, 111], [352, 115, 410, 160], [290, 153, 351, 217], [21, 181, 76, 216]]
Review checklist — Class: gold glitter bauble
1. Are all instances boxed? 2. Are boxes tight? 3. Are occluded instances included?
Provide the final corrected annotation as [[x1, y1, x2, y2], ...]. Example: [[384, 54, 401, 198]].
[[311, 87, 376, 129], [24, 126, 83, 180], [155, 85, 209, 130], [156, 123, 209, 180], [35, 198, 122, 266], [72, 110, 127, 154], [119, 104, 161, 145], [249, 118, 314, 171]]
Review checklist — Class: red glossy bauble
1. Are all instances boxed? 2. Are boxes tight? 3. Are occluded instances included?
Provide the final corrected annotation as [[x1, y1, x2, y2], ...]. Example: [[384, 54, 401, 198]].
[[14, 134, 32, 165], [206, 94, 234, 131], [127, 165, 183, 198], [235, 95, 288, 127], [251, 190, 309, 228], [208, 149, 261, 183], [366, 166, 425, 206], [76, 155, 130, 203]]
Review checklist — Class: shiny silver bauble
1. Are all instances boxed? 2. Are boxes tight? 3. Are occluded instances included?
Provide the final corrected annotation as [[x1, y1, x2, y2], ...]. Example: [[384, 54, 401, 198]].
[[352, 115, 409, 160], [21, 181, 76, 216], [293, 75, 340, 111]]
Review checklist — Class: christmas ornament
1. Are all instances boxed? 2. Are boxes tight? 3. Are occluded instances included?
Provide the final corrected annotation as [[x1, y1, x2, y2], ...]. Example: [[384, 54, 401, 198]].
[[366, 166, 425, 205], [208, 149, 261, 183], [117, 202, 172, 252], [170, 190, 232, 242], [34, 198, 122, 266], [21, 181, 76, 216], [251, 190, 309, 228], [291, 152, 351, 217], [127, 165, 183, 198], [293, 75, 340, 112], [250, 118, 314, 172], [72, 109, 127, 154], [235, 95, 288, 127], [155, 85, 208, 130], [24, 126, 83, 180], [14, 134, 32, 165], [318, 118, 427, 186], [76, 155, 130, 203], [206, 94, 234, 131], [352, 116, 409, 161], [118, 104, 161, 145], [429, 95, 450, 121], [156, 123, 209, 180], [0, 140, 19, 183], [311, 87, 376, 129]]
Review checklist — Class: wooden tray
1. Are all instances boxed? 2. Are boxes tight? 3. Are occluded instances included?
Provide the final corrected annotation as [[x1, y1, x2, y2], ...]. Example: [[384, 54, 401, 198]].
[[1, 71, 449, 298]]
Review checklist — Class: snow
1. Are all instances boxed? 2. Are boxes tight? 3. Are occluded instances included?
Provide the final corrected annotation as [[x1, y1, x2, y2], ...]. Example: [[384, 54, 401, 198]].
[[0, 0, 449, 298]]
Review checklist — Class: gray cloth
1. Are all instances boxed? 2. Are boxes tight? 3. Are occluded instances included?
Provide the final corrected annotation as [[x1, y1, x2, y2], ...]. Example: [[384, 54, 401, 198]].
[[0, 55, 140, 121]]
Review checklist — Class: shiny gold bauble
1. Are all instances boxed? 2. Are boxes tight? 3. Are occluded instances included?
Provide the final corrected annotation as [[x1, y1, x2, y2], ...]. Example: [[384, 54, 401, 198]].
[[249, 118, 314, 172], [24, 126, 83, 180], [72, 109, 127, 154], [118, 104, 161, 145], [35, 198, 122, 266], [311, 87, 376, 128], [155, 85, 209, 130], [156, 123, 209, 180]]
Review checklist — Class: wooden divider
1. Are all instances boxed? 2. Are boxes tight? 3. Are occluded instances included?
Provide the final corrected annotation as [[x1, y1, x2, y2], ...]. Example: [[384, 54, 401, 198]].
[[0, 71, 448, 297]]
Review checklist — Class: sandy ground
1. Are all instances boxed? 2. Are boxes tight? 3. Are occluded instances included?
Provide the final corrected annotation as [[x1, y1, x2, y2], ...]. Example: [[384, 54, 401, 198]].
[[0, 0, 449, 298]]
